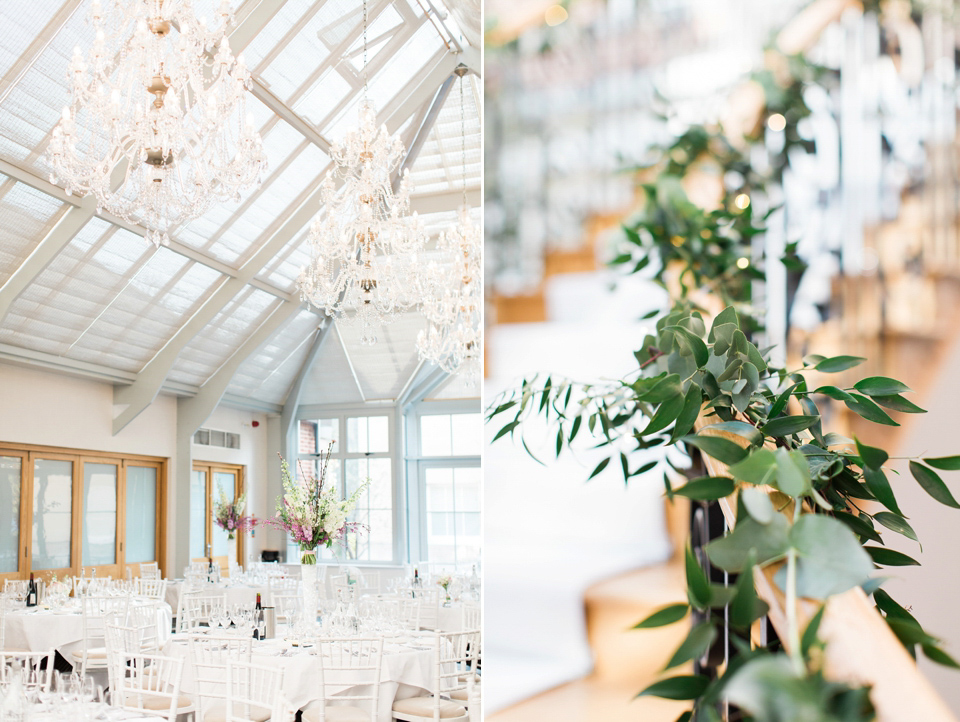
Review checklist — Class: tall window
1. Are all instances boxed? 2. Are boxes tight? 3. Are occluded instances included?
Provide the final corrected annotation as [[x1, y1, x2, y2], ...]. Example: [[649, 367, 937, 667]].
[[418, 412, 481, 569], [293, 412, 395, 564]]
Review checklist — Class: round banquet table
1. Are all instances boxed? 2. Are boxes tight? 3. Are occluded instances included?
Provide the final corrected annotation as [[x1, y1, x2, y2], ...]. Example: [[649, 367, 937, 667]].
[[3, 598, 172, 658], [165, 628, 439, 722], [365, 594, 474, 632], [166, 581, 272, 613]]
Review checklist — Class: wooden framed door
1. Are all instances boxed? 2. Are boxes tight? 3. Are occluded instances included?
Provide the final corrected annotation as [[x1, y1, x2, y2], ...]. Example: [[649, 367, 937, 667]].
[[0, 451, 28, 586], [191, 462, 245, 574], [25, 451, 81, 585], [121, 460, 164, 579], [79, 457, 122, 580]]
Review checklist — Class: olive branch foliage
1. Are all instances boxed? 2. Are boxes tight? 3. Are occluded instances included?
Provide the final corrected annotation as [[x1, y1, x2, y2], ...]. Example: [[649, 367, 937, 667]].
[[487, 59, 960, 722]]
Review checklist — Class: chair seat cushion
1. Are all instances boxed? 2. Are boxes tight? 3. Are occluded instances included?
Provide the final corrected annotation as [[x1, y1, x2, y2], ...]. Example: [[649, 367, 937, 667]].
[[449, 689, 469, 702], [302, 703, 369, 722], [71, 647, 107, 661], [203, 702, 271, 722], [392, 696, 466, 719], [123, 693, 194, 711]]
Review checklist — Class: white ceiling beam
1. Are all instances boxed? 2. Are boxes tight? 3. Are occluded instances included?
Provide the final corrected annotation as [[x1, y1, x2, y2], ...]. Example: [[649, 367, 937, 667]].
[[228, 0, 290, 55], [410, 187, 481, 215], [399, 362, 449, 409], [279, 322, 335, 458], [249, 81, 333, 154], [393, 73, 457, 192], [0, 341, 281, 413], [0, 195, 96, 322], [175, 299, 304, 436], [110, 83, 428, 430]]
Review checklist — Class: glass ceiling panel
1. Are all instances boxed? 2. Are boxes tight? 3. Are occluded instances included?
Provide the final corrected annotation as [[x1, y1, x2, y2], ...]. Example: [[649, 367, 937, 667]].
[[242, 0, 322, 73], [168, 285, 280, 387], [335, 310, 425, 400], [210, 143, 330, 267], [254, 227, 312, 294], [227, 309, 321, 405], [0, 2, 66, 83], [0, 175, 69, 286]]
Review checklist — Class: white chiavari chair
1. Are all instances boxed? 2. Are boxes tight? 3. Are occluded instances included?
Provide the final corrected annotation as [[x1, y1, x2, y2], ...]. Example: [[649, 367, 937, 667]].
[[462, 605, 480, 633], [0, 650, 54, 692], [3, 580, 27, 599], [269, 593, 300, 625], [139, 562, 160, 579], [128, 600, 164, 653], [398, 599, 422, 632], [72, 595, 131, 677], [301, 638, 383, 722], [178, 591, 226, 633], [105, 623, 142, 695], [224, 660, 288, 722], [357, 570, 380, 595], [136, 577, 168, 600], [391, 631, 477, 722], [189, 635, 253, 721], [116, 652, 194, 722], [414, 588, 440, 631]]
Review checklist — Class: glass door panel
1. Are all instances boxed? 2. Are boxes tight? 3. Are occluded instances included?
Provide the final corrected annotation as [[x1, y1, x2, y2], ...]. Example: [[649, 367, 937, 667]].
[[190, 469, 208, 560], [0, 456, 23, 577], [211, 471, 236, 560], [32, 459, 74, 572], [125, 466, 157, 564], [82, 462, 118, 572]]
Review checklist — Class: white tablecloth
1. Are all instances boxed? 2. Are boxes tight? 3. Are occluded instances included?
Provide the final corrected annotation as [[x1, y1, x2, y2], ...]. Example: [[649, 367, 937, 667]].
[[166, 582, 270, 614], [4, 599, 173, 658], [165, 630, 435, 722]]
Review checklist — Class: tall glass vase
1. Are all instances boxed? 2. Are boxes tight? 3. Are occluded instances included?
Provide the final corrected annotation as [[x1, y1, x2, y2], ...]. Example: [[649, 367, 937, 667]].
[[300, 548, 319, 624]]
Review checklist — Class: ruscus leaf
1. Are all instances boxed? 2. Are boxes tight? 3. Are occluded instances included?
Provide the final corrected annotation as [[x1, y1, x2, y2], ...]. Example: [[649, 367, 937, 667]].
[[633, 603, 689, 629]]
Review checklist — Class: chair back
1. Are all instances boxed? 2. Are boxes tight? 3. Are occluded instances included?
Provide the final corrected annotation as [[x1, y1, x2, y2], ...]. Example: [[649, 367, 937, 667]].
[[462, 604, 480, 631], [358, 570, 380, 595], [316, 637, 383, 722], [128, 600, 163, 652], [136, 577, 167, 600], [117, 652, 185, 722], [398, 598, 422, 631], [189, 635, 253, 719], [139, 561, 160, 579], [0, 650, 54, 692], [225, 660, 286, 722], [78, 595, 131, 675], [415, 588, 440, 630], [178, 590, 226, 632], [270, 593, 301, 624], [105, 623, 142, 692]]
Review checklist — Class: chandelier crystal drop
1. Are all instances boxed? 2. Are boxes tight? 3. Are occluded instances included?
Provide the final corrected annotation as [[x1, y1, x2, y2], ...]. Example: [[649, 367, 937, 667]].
[[47, 0, 267, 247], [416, 69, 482, 381], [297, 0, 426, 346]]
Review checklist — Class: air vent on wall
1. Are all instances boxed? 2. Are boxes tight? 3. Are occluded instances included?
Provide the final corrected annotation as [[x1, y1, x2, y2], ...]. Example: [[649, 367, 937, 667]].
[[193, 428, 241, 450]]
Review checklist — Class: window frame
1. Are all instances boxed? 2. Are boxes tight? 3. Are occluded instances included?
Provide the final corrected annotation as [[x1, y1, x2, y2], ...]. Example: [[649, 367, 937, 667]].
[[405, 400, 482, 566], [293, 406, 400, 566]]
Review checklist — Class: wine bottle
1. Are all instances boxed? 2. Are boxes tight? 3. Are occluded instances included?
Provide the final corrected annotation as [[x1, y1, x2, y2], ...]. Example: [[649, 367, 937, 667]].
[[25, 573, 37, 607], [253, 593, 263, 640]]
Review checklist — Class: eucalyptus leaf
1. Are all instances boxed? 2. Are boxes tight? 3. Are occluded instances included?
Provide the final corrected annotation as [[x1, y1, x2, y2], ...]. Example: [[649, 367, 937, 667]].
[[729, 551, 768, 629], [814, 355, 866, 373], [673, 476, 736, 501], [729, 449, 777, 486], [774, 449, 812, 498], [637, 675, 710, 700], [909, 461, 960, 508], [682, 435, 749, 466], [814, 385, 855, 403], [664, 621, 717, 670], [706, 514, 790, 573], [844, 393, 899, 427], [777, 515, 874, 599], [872, 511, 919, 543], [801, 605, 826, 658], [761, 415, 819, 437], [865, 546, 920, 567], [854, 376, 911, 396], [685, 545, 711, 610], [863, 467, 904, 516], [669, 382, 703, 443], [854, 437, 888, 470], [633, 603, 689, 629], [703, 420, 762, 446], [587, 457, 611, 481], [872, 393, 925, 414], [740, 487, 775, 524], [923, 455, 960, 471]]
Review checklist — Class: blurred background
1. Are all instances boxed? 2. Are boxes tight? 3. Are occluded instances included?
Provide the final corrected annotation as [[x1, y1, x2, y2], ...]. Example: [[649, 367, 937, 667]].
[[483, 0, 960, 719]]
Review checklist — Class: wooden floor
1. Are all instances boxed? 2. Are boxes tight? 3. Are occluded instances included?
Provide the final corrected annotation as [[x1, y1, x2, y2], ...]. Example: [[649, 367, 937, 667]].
[[488, 563, 691, 722]]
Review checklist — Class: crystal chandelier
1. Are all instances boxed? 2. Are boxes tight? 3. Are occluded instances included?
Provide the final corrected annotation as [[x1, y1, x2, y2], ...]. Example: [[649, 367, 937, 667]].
[[47, 0, 267, 247], [297, 0, 426, 345], [417, 68, 482, 381]]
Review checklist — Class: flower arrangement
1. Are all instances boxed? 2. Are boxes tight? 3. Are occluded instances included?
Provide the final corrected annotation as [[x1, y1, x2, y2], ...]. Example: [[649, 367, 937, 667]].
[[265, 441, 369, 564], [213, 486, 254, 540], [436, 574, 453, 592]]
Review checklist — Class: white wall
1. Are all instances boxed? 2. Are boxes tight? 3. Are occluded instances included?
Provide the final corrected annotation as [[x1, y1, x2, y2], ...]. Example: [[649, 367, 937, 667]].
[[0, 361, 272, 577]]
